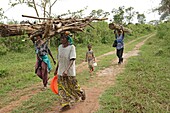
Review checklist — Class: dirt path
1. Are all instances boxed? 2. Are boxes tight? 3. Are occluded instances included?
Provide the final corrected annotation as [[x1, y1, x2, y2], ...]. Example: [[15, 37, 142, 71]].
[[48, 33, 155, 113], [76, 34, 152, 73], [0, 34, 154, 113]]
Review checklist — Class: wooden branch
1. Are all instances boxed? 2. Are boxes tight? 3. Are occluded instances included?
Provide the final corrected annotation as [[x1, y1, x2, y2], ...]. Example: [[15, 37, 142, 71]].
[[22, 15, 51, 20]]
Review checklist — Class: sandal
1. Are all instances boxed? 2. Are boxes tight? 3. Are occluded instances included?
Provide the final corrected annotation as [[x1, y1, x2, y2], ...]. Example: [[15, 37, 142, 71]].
[[81, 89, 86, 101], [59, 104, 70, 112]]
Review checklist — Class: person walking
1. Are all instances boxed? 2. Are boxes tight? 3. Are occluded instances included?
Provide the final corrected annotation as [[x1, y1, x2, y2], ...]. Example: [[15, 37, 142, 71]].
[[85, 44, 96, 73], [31, 32, 56, 89], [114, 26, 125, 64], [54, 33, 85, 111]]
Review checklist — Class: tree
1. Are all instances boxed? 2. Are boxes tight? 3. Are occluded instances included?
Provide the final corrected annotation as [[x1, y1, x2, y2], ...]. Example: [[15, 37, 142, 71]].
[[9, 0, 58, 19], [125, 7, 136, 24], [137, 13, 146, 24], [90, 9, 110, 18], [111, 6, 125, 24], [0, 8, 7, 22], [156, 0, 170, 20]]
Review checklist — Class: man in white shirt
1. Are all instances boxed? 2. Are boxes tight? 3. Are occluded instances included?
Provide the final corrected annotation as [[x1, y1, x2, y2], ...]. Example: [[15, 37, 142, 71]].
[[54, 32, 85, 111]]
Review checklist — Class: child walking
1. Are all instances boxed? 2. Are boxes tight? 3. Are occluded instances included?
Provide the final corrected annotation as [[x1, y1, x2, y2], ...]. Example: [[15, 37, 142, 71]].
[[85, 44, 96, 73]]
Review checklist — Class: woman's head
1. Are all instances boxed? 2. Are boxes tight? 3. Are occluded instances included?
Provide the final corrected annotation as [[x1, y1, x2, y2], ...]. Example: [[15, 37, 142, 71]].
[[30, 31, 43, 42], [60, 34, 69, 45], [87, 44, 92, 50], [36, 34, 42, 40], [118, 30, 122, 35]]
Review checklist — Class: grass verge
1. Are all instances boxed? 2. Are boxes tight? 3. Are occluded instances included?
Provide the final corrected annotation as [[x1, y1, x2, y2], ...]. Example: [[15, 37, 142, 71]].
[[97, 34, 170, 112]]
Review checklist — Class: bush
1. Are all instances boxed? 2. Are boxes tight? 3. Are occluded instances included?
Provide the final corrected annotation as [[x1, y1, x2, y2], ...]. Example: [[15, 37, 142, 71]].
[[0, 35, 33, 52]]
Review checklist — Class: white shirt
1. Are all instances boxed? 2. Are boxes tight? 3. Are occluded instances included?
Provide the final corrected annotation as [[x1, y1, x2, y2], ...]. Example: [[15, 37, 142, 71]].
[[57, 44, 76, 76]]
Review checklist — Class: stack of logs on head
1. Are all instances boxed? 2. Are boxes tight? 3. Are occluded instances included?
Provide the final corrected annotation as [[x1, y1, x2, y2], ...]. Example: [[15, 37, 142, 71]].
[[109, 23, 132, 34], [0, 15, 107, 41]]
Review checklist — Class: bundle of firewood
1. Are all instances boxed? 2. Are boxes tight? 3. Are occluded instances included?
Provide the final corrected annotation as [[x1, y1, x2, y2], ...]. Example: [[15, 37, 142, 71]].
[[109, 23, 132, 33], [0, 15, 107, 40], [0, 24, 37, 37]]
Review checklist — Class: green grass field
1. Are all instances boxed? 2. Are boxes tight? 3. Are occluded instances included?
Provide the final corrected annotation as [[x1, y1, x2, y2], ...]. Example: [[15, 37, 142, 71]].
[[97, 32, 170, 112], [1, 32, 164, 113]]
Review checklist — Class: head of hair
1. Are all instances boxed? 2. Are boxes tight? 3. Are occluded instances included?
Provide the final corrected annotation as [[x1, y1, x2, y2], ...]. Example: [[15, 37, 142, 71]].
[[61, 33, 69, 40], [38, 34, 42, 39]]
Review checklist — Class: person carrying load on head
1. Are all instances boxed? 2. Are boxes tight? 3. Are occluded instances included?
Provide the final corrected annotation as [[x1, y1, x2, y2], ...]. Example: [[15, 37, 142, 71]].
[[30, 31, 56, 90], [114, 26, 125, 64]]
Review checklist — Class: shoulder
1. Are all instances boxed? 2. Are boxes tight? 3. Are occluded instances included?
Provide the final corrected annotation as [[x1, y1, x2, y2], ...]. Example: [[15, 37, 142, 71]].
[[70, 45, 76, 49], [58, 44, 63, 50], [70, 44, 75, 48], [58, 44, 62, 48]]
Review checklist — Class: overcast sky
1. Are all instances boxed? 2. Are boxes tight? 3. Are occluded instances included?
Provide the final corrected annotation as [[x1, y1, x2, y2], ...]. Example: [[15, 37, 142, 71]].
[[0, 0, 161, 23]]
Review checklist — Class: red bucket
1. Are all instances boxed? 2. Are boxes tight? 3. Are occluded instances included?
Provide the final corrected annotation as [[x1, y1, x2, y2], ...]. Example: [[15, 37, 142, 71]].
[[50, 75, 58, 94]]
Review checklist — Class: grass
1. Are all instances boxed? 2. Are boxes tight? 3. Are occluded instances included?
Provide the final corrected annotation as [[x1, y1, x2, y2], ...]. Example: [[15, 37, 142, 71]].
[[0, 43, 114, 109], [11, 50, 116, 113], [97, 33, 170, 113], [0, 33, 153, 112]]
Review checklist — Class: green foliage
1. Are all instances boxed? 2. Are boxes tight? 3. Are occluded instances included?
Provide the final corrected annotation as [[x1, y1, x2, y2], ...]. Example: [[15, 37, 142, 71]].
[[125, 7, 137, 24], [111, 6, 125, 24], [137, 13, 146, 24], [0, 35, 33, 53], [0, 8, 7, 21], [156, 0, 170, 20], [127, 23, 155, 38]]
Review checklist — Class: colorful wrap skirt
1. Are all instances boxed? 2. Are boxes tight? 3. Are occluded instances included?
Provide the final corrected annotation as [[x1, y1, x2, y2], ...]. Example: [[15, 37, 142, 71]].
[[58, 76, 85, 107]]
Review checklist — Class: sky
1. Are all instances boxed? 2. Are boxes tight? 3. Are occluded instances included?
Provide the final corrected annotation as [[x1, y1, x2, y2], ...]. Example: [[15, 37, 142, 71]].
[[0, 0, 161, 23]]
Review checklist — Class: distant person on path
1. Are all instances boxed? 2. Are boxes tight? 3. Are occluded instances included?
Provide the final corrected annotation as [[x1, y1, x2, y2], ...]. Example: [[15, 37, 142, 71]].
[[54, 33, 85, 111], [114, 26, 125, 64], [85, 44, 96, 73], [31, 32, 56, 89]]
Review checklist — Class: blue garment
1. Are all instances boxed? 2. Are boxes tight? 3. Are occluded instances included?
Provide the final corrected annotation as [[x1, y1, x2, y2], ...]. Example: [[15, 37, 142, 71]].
[[40, 55, 52, 72], [116, 34, 124, 50], [34, 42, 52, 72]]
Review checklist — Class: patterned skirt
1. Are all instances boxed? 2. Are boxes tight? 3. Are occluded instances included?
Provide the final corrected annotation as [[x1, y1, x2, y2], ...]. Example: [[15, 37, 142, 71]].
[[58, 76, 85, 107]]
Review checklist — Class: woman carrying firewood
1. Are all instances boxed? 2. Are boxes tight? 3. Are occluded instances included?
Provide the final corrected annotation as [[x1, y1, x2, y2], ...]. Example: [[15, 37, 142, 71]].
[[31, 32, 56, 90], [54, 32, 85, 111], [114, 26, 125, 64]]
